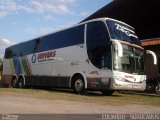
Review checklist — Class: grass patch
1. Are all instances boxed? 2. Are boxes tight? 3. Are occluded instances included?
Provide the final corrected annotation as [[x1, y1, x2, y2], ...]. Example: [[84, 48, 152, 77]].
[[0, 88, 160, 106]]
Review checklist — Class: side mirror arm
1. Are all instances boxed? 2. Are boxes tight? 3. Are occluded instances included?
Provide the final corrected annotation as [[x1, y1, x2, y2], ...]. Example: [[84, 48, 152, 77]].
[[146, 50, 157, 65]]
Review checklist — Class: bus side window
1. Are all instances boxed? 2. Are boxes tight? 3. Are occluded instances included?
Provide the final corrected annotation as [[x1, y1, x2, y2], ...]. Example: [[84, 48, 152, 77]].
[[87, 21, 111, 69], [5, 48, 13, 59], [33, 38, 42, 53]]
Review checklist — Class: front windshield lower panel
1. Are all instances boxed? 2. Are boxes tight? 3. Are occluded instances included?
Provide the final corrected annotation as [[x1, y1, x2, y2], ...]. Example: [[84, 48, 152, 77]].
[[106, 20, 141, 45], [113, 43, 144, 74]]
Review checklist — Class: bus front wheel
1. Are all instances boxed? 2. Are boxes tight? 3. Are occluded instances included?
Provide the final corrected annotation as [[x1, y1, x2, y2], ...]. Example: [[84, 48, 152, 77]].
[[73, 76, 86, 94], [155, 84, 160, 94], [101, 90, 114, 96]]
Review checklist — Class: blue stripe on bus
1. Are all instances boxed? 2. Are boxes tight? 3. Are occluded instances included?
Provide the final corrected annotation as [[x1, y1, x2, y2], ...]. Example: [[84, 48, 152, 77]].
[[13, 58, 22, 75]]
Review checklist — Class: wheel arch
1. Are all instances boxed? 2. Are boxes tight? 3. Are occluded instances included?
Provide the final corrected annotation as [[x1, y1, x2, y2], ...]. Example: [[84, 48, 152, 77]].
[[18, 74, 26, 86], [12, 74, 18, 82], [70, 72, 87, 89]]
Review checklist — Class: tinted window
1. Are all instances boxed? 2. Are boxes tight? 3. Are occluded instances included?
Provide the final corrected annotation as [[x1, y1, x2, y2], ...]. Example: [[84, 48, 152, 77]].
[[33, 38, 41, 53], [5, 40, 35, 58], [5, 48, 13, 58], [5, 45, 21, 58], [87, 21, 111, 69], [38, 25, 84, 52], [107, 20, 140, 45], [20, 41, 35, 56], [5, 25, 84, 58]]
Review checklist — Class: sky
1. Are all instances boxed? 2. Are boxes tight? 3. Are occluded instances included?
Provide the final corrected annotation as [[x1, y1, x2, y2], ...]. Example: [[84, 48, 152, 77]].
[[0, 0, 112, 58]]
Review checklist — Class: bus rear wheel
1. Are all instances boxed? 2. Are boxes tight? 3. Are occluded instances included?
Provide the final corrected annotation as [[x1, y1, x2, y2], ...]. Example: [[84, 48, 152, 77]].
[[18, 77, 24, 88], [101, 90, 114, 96], [73, 77, 86, 94], [12, 77, 18, 88]]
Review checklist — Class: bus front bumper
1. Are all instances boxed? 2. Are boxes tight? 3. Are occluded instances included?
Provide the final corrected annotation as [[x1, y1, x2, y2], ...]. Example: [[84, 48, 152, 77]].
[[110, 79, 146, 91]]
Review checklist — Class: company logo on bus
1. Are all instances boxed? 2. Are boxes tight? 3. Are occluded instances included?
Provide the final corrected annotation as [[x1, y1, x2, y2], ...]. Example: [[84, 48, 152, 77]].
[[125, 75, 134, 79], [31, 51, 56, 63], [115, 23, 138, 39], [31, 54, 36, 63]]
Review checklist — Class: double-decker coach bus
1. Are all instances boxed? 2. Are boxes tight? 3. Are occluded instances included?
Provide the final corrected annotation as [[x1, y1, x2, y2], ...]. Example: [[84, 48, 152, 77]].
[[2, 18, 157, 95]]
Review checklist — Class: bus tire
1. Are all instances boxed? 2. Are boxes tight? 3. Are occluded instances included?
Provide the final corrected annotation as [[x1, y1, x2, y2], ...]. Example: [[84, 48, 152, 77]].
[[101, 90, 114, 96], [12, 77, 18, 88], [155, 84, 160, 94], [72, 76, 86, 94], [18, 76, 24, 88]]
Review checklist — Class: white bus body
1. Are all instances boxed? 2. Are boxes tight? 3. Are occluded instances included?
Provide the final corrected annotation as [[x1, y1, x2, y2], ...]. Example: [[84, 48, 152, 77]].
[[2, 18, 156, 95]]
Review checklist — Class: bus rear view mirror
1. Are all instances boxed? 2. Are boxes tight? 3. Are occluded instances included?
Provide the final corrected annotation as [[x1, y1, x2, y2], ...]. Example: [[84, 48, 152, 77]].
[[112, 40, 123, 57], [146, 50, 157, 65]]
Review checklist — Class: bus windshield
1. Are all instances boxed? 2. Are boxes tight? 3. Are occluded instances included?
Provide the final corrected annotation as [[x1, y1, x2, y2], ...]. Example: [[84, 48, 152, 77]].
[[113, 43, 144, 74], [106, 20, 140, 45]]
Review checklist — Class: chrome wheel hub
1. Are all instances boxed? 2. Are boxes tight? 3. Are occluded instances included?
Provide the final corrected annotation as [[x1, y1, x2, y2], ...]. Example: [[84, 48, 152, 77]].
[[75, 79, 83, 92]]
